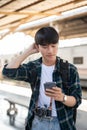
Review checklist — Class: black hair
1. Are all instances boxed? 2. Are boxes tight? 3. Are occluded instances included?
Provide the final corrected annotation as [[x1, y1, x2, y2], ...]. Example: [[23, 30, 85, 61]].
[[35, 26, 59, 46]]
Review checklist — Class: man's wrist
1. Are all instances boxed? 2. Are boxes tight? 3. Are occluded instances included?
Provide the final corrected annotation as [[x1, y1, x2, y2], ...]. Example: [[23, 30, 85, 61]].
[[62, 94, 67, 103]]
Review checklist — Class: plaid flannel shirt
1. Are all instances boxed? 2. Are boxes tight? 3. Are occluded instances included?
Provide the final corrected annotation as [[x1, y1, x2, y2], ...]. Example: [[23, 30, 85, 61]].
[[2, 57, 82, 130]]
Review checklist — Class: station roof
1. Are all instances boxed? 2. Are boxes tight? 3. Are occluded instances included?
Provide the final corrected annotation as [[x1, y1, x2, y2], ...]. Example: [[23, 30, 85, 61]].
[[0, 0, 87, 39]]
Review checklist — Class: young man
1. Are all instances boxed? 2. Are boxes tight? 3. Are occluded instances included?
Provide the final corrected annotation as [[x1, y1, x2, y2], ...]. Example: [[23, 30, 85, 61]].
[[2, 27, 82, 130]]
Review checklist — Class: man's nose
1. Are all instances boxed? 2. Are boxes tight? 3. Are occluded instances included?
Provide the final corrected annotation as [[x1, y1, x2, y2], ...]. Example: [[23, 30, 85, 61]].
[[48, 46, 52, 53]]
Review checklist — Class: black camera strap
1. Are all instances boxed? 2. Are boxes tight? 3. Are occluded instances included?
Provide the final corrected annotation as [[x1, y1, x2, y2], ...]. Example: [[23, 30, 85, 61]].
[[48, 97, 52, 110]]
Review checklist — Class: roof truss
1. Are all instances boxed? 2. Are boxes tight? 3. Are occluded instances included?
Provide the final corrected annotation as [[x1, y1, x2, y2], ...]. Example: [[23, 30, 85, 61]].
[[0, 0, 87, 39]]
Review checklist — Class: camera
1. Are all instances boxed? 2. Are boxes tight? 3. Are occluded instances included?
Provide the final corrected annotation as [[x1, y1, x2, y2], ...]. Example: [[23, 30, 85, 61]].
[[34, 107, 51, 117]]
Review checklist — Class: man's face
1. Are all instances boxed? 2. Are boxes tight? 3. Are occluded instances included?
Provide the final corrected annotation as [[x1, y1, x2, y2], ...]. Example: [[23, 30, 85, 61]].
[[38, 43, 58, 65]]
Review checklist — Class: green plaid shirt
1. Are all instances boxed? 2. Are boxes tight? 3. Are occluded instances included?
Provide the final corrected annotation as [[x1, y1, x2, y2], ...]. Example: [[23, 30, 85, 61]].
[[2, 57, 82, 130]]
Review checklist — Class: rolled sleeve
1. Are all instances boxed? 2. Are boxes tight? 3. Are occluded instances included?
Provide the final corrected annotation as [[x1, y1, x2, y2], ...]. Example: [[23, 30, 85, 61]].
[[69, 66, 82, 108], [2, 64, 32, 83]]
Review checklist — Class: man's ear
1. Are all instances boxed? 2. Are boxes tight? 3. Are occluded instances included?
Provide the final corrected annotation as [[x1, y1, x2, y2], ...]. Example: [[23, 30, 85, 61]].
[[35, 43, 39, 52]]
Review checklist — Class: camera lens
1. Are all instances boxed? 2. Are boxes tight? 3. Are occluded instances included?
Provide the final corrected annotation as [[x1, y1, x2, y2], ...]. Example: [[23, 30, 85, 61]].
[[47, 109, 51, 117]]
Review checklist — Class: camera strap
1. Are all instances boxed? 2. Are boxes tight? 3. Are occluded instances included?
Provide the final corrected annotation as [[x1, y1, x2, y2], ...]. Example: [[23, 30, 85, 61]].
[[35, 97, 52, 110], [48, 97, 52, 110]]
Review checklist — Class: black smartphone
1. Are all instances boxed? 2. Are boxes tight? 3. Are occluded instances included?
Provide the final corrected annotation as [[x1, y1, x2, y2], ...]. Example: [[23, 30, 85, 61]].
[[44, 82, 56, 90]]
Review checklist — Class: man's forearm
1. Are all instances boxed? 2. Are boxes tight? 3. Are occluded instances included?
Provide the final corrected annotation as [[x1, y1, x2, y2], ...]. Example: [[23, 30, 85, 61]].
[[6, 48, 33, 68], [6, 43, 39, 69], [63, 95, 76, 107]]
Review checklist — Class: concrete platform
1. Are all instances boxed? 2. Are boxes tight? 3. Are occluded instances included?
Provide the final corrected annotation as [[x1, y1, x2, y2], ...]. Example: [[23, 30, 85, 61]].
[[0, 120, 17, 130], [76, 99, 87, 130]]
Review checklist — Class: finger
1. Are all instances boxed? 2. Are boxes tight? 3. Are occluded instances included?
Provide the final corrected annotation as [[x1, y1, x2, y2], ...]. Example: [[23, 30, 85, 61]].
[[45, 88, 62, 96], [52, 87, 61, 91], [45, 88, 55, 93], [45, 91, 55, 97]]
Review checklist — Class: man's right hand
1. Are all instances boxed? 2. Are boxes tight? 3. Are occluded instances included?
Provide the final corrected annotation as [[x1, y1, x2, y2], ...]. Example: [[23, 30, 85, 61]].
[[5, 43, 39, 69], [29, 43, 39, 55]]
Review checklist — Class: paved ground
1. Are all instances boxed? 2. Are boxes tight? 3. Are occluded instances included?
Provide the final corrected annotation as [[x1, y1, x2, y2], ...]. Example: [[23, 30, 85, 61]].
[[76, 99, 87, 130], [76, 110, 87, 130]]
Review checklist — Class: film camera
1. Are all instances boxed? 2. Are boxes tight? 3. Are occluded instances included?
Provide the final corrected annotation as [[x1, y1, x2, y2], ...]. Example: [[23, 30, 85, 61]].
[[34, 106, 52, 118]]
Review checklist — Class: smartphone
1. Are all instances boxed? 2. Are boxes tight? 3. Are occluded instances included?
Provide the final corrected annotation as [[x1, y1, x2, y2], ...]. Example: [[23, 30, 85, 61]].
[[44, 82, 56, 90]]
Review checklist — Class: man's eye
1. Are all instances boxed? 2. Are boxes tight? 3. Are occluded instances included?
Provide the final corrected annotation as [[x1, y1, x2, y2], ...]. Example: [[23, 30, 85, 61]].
[[52, 45, 56, 47], [43, 46, 47, 48]]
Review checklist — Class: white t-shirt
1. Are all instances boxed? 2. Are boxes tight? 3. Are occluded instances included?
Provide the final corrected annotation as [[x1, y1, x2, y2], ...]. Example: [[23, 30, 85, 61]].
[[38, 63, 57, 117]]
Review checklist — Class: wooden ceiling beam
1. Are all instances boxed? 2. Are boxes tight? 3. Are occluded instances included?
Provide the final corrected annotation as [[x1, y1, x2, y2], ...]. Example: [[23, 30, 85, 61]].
[[21, 0, 76, 12], [0, 11, 51, 29], [0, 0, 87, 39], [0, 10, 53, 16], [0, 0, 86, 28], [45, 1, 87, 15], [16, 0, 45, 12], [0, 11, 38, 15], [0, 0, 45, 12], [0, 23, 19, 31], [0, 14, 28, 26], [0, 0, 15, 8]]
